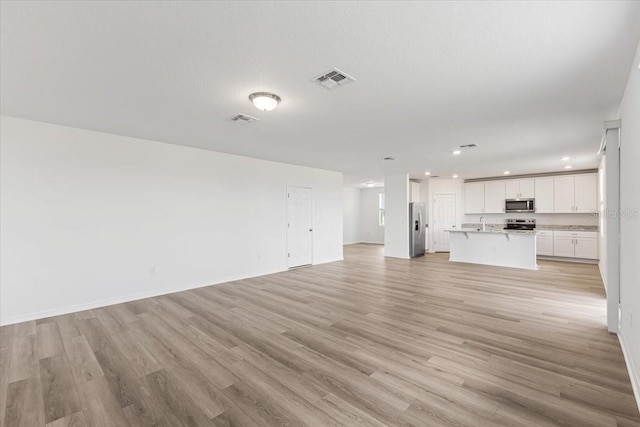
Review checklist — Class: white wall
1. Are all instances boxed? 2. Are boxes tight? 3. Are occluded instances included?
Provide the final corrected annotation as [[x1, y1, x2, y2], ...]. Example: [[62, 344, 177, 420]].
[[361, 188, 385, 244], [0, 116, 344, 325], [618, 41, 640, 408], [427, 178, 464, 252], [598, 156, 608, 291], [384, 174, 409, 258], [342, 187, 361, 244]]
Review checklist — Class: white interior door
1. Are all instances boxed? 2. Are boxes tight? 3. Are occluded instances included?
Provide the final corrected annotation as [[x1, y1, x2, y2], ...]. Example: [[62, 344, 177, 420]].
[[433, 193, 456, 252], [287, 187, 313, 268]]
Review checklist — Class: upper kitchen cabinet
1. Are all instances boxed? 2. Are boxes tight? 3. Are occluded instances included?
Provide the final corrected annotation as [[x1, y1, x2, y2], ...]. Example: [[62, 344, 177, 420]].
[[553, 174, 597, 213], [465, 182, 485, 213], [505, 179, 535, 199], [574, 174, 597, 213], [534, 177, 554, 213], [484, 181, 506, 213]]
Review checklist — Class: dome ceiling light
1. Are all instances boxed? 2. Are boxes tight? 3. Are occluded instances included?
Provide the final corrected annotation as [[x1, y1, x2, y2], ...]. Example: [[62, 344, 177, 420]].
[[249, 92, 281, 112]]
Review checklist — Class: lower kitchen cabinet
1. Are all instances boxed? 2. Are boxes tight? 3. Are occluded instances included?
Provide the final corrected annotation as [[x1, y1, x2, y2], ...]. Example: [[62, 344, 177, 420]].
[[553, 235, 576, 257], [575, 235, 598, 259], [536, 231, 554, 256], [552, 231, 598, 259]]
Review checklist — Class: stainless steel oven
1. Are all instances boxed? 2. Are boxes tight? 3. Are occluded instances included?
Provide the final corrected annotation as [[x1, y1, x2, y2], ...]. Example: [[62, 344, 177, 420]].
[[505, 198, 535, 213]]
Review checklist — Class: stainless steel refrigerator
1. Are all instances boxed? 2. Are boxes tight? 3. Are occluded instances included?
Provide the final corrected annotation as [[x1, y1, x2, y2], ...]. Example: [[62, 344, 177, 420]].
[[409, 202, 426, 258]]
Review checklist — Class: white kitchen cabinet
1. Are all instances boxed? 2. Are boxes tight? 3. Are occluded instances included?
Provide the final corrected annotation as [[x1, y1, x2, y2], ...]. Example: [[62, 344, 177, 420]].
[[465, 182, 485, 214], [534, 177, 554, 213], [553, 231, 598, 259], [553, 235, 575, 257], [553, 176, 575, 213], [484, 181, 505, 213], [506, 179, 534, 199], [519, 179, 535, 198], [574, 174, 597, 213], [553, 174, 597, 213], [575, 236, 598, 259], [505, 180, 519, 199], [536, 231, 553, 256]]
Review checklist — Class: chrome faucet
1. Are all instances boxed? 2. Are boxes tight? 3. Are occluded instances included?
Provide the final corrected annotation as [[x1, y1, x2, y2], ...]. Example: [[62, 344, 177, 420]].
[[480, 216, 486, 231]]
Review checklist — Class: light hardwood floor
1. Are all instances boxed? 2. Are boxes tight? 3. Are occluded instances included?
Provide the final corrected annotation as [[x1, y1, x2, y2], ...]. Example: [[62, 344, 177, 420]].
[[1, 244, 639, 426]]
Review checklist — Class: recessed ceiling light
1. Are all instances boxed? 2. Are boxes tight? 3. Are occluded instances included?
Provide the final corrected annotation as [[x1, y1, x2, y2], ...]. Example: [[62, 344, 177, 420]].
[[504, 171, 511, 175], [565, 165, 573, 169], [562, 156, 571, 161], [452, 150, 462, 155], [363, 182, 375, 187], [452, 174, 459, 178], [249, 92, 281, 111], [424, 171, 431, 176]]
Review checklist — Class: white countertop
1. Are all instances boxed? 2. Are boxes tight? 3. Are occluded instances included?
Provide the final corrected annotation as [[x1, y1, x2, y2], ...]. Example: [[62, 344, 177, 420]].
[[449, 228, 537, 235]]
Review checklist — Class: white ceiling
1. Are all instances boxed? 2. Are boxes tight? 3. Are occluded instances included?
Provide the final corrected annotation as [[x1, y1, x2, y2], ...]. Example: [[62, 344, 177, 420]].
[[2, 2, 639, 186]]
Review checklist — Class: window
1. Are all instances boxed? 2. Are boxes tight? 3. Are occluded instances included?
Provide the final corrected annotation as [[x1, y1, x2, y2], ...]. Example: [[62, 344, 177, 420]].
[[378, 193, 385, 226]]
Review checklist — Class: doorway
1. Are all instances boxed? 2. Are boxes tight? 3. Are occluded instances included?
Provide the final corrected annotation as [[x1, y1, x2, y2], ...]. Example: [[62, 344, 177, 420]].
[[287, 186, 313, 268], [433, 193, 456, 252]]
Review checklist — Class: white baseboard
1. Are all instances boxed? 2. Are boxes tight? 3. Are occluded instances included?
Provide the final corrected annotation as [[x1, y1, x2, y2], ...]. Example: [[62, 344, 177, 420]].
[[536, 255, 598, 264], [0, 267, 282, 326], [619, 332, 640, 414], [1, 255, 344, 327]]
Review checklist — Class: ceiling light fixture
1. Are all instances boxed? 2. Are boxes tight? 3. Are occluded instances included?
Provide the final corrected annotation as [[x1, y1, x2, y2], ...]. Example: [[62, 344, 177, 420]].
[[562, 156, 571, 161], [424, 171, 431, 176], [504, 171, 511, 175], [363, 182, 375, 187], [452, 150, 462, 155], [565, 165, 573, 169], [452, 174, 459, 178], [249, 92, 281, 111]]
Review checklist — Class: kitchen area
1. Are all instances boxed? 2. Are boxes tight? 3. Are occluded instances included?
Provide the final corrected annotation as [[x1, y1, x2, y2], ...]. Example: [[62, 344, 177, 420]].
[[446, 170, 599, 269]]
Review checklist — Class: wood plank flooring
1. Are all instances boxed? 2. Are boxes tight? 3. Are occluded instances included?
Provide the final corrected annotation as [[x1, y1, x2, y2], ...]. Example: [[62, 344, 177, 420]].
[[1, 244, 639, 426]]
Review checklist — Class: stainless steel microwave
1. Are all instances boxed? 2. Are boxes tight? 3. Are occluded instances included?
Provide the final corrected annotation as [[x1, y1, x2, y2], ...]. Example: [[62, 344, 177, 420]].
[[505, 198, 535, 213]]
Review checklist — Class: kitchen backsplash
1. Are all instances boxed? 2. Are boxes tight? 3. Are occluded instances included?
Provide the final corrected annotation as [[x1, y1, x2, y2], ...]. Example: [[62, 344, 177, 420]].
[[463, 213, 598, 226]]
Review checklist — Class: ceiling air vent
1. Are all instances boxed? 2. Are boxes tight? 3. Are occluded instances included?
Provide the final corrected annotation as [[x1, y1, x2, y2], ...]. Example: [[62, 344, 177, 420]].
[[459, 144, 477, 149], [228, 114, 259, 123], [311, 68, 355, 90]]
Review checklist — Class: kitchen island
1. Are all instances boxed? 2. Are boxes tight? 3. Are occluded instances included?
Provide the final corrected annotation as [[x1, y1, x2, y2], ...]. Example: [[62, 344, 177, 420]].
[[447, 228, 537, 270]]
